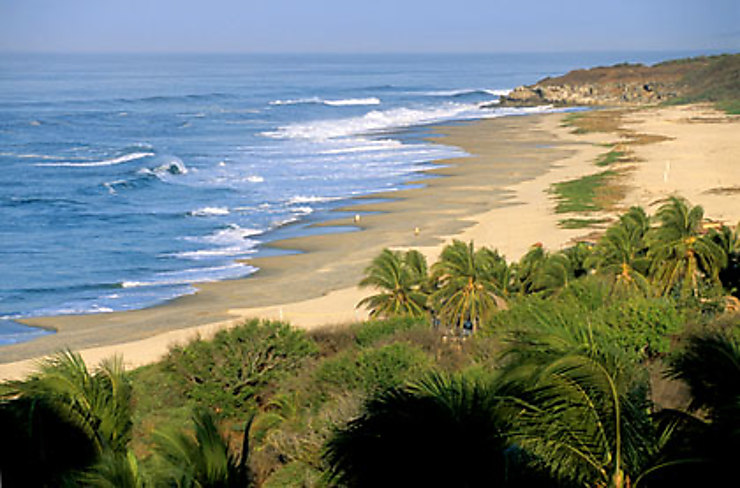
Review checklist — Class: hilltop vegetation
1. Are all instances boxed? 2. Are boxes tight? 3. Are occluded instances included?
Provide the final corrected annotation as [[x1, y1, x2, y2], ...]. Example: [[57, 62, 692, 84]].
[[2, 196, 740, 487], [500, 53, 740, 113]]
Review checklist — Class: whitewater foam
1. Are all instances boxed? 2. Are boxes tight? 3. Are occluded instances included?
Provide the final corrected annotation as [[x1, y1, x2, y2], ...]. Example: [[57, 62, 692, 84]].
[[197, 224, 263, 244], [265, 101, 562, 141], [422, 88, 511, 97], [143, 157, 189, 176], [263, 102, 490, 140], [269, 97, 381, 107], [121, 263, 256, 288], [291, 206, 314, 215], [287, 195, 344, 204], [0, 152, 63, 160], [325, 98, 381, 106], [175, 224, 262, 260], [36, 152, 155, 168], [318, 139, 403, 155], [189, 206, 230, 217]]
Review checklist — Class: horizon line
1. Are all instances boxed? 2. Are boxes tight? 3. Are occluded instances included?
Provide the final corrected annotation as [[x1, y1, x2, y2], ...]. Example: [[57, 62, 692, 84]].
[[1, 48, 736, 56]]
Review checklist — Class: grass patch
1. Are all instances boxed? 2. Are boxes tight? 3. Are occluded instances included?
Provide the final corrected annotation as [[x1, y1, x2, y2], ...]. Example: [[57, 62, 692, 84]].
[[561, 113, 588, 133], [561, 112, 584, 126], [550, 170, 620, 213], [595, 150, 625, 167], [560, 109, 628, 134], [558, 217, 612, 229], [716, 99, 740, 115]]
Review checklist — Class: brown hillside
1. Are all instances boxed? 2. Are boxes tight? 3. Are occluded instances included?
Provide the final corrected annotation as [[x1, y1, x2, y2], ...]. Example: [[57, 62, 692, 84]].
[[499, 54, 740, 107]]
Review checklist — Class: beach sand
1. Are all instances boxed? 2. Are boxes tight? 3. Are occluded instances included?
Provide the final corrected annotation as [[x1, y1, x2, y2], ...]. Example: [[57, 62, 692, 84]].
[[1, 104, 738, 380]]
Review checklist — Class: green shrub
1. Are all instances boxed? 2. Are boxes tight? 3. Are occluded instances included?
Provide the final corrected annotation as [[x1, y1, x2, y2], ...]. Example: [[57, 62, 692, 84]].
[[353, 316, 427, 347], [312, 343, 431, 398], [558, 275, 611, 311], [263, 461, 326, 488], [599, 297, 683, 356], [488, 278, 684, 359], [164, 320, 318, 416]]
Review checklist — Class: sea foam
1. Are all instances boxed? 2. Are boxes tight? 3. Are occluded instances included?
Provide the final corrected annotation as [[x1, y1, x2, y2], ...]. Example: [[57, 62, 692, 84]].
[[422, 88, 511, 97], [264, 101, 559, 141], [263, 102, 487, 140], [189, 206, 230, 217], [121, 263, 256, 288], [36, 152, 155, 168], [269, 97, 381, 107]]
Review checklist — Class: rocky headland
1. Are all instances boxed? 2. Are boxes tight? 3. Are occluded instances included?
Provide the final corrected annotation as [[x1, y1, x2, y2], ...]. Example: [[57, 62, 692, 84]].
[[497, 53, 740, 107]]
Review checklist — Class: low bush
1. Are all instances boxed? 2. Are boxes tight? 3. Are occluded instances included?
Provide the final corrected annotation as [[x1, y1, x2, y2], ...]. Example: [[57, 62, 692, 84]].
[[599, 297, 683, 356], [489, 284, 683, 359], [312, 343, 432, 399], [353, 316, 427, 347], [163, 320, 318, 416]]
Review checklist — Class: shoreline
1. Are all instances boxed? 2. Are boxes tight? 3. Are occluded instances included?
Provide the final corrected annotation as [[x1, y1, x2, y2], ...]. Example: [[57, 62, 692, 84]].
[[2, 104, 738, 380]]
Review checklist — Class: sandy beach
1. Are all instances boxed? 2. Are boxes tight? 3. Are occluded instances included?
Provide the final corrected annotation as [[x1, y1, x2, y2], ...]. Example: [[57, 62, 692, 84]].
[[1, 104, 738, 381]]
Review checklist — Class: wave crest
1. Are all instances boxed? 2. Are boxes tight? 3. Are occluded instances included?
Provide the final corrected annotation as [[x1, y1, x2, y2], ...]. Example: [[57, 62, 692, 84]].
[[423, 88, 511, 97], [188, 206, 230, 217], [36, 152, 154, 168], [269, 97, 381, 107]]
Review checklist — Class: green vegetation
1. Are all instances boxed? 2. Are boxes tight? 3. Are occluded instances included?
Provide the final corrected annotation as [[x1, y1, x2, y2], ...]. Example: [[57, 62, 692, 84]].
[[357, 249, 428, 318], [2, 196, 740, 487], [558, 216, 611, 229], [596, 149, 626, 167], [663, 53, 740, 114], [429, 240, 508, 330], [150, 409, 253, 487], [647, 196, 726, 299], [550, 169, 620, 213], [561, 112, 589, 133], [312, 343, 431, 397], [715, 99, 740, 115], [163, 320, 318, 416]]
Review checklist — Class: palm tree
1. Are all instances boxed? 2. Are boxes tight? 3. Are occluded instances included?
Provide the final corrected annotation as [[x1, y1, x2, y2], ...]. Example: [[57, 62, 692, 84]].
[[511, 243, 548, 295], [152, 409, 253, 488], [536, 250, 577, 294], [430, 240, 507, 331], [357, 249, 429, 318], [500, 325, 658, 488], [81, 449, 148, 488], [1, 387, 99, 487], [669, 332, 740, 425], [589, 206, 652, 297], [709, 222, 740, 296], [637, 332, 740, 486], [647, 196, 726, 298], [323, 372, 549, 487], [5, 351, 133, 455]]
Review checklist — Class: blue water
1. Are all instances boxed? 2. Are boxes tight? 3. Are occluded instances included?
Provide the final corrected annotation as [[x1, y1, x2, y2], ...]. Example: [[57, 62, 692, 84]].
[[0, 51, 708, 345]]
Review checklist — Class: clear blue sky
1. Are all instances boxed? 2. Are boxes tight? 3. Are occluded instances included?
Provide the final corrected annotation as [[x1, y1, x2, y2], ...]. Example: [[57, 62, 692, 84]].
[[1, 0, 738, 53]]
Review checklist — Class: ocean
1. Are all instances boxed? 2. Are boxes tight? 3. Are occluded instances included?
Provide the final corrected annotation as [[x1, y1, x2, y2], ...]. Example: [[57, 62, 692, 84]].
[[0, 51, 703, 345]]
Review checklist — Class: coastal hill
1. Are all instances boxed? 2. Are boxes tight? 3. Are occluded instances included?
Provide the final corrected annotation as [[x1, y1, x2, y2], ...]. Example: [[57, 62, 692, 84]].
[[499, 53, 740, 108]]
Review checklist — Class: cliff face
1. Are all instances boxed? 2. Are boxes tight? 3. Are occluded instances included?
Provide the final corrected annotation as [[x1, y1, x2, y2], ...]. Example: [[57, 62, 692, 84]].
[[498, 55, 736, 107], [502, 79, 681, 106]]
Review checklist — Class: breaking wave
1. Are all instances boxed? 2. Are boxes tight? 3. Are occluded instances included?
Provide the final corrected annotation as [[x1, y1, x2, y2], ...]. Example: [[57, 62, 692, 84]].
[[269, 97, 381, 107]]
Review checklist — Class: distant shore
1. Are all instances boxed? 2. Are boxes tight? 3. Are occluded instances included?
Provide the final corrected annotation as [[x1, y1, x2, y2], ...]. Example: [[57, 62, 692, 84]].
[[2, 104, 739, 380]]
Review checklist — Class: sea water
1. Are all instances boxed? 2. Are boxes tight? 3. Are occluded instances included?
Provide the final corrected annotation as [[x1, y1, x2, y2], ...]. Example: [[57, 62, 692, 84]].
[[0, 51, 704, 345]]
